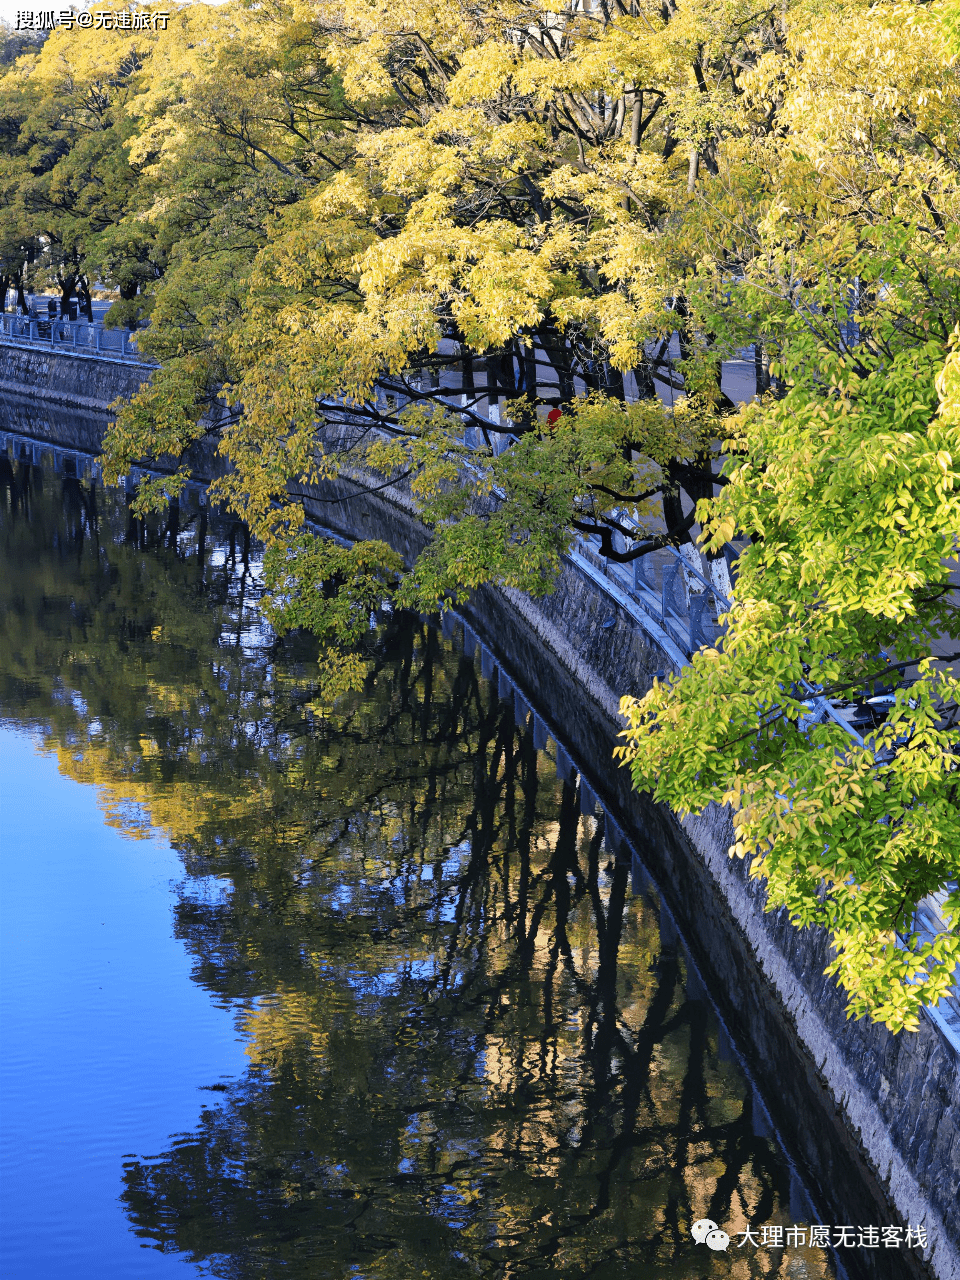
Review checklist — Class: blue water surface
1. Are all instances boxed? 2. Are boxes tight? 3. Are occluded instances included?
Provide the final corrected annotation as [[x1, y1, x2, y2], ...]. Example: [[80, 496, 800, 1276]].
[[0, 728, 246, 1280], [0, 452, 852, 1280]]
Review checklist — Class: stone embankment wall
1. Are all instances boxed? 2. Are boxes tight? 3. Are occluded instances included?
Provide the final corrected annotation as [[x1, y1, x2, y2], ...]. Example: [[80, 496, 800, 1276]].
[[0, 343, 151, 413], [301, 470, 960, 1280], [3, 364, 958, 1280]]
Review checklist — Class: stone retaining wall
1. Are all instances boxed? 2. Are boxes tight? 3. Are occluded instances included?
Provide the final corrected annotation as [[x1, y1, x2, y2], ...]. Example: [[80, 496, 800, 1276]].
[[2, 374, 958, 1280], [297, 470, 960, 1280], [0, 342, 151, 412]]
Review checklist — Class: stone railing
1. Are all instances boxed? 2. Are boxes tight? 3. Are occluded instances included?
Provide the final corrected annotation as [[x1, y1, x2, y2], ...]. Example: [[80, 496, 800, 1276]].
[[0, 312, 155, 366]]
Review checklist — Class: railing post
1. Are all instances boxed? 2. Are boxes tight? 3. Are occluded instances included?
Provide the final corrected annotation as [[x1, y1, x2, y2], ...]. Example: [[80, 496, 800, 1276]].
[[633, 554, 654, 594], [662, 560, 683, 621], [689, 594, 713, 651]]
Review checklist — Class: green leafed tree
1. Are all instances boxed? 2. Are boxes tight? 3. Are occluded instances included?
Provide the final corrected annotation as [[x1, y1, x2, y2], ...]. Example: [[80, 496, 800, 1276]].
[[621, 2, 960, 1031], [3, 0, 957, 1028]]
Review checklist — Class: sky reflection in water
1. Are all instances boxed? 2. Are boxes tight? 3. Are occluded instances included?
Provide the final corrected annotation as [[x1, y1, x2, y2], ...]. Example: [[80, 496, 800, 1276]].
[[0, 454, 839, 1279]]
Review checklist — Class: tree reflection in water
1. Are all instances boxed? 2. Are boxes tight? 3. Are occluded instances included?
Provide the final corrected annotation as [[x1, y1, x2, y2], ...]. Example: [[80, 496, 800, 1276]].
[[1, 454, 838, 1279]]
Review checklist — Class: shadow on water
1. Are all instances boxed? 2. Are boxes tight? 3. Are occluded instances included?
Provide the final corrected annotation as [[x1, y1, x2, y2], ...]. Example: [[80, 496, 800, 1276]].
[[0, 451, 860, 1279]]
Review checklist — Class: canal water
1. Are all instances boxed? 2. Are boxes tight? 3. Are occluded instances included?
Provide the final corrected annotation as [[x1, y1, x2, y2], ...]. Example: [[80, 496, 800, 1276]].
[[0, 451, 842, 1279]]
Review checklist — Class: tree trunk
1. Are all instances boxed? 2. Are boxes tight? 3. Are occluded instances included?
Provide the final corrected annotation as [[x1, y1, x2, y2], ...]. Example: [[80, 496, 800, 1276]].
[[663, 463, 692, 548], [77, 277, 93, 322], [537, 322, 575, 404], [58, 272, 77, 316], [674, 293, 694, 366], [754, 340, 770, 396], [459, 335, 476, 400], [484, 351, 500, 421], [687, 149, 700, 194], [630, 93, 641, 148], [602, 360, 626, 401], [633, 359, 656, 400]]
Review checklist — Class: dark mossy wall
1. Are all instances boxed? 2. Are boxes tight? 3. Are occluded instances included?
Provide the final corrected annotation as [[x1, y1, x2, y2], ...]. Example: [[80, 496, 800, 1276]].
[[0, 344, 151, 413]]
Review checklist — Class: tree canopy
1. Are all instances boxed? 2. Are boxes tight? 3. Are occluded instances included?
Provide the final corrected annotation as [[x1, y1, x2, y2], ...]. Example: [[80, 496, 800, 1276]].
[[0, 0, 957, 1031]]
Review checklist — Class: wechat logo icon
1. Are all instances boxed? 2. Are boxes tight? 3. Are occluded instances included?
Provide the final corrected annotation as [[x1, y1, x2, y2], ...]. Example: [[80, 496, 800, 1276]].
[[691, 1219, 731, 1251]]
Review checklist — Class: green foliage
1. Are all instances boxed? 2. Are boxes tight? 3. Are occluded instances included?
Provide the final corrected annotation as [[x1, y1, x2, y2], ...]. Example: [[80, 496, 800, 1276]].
[[619, 342, 960, 1033], [2, 0, 959, 1028], [263, 534, 404, 697], [615, 0, 960, 1031], [366, 394, 705, 610]]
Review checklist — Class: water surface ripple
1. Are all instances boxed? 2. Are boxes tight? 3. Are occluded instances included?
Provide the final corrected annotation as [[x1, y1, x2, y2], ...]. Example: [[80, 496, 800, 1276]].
[[1, 453, 840, 1279]]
